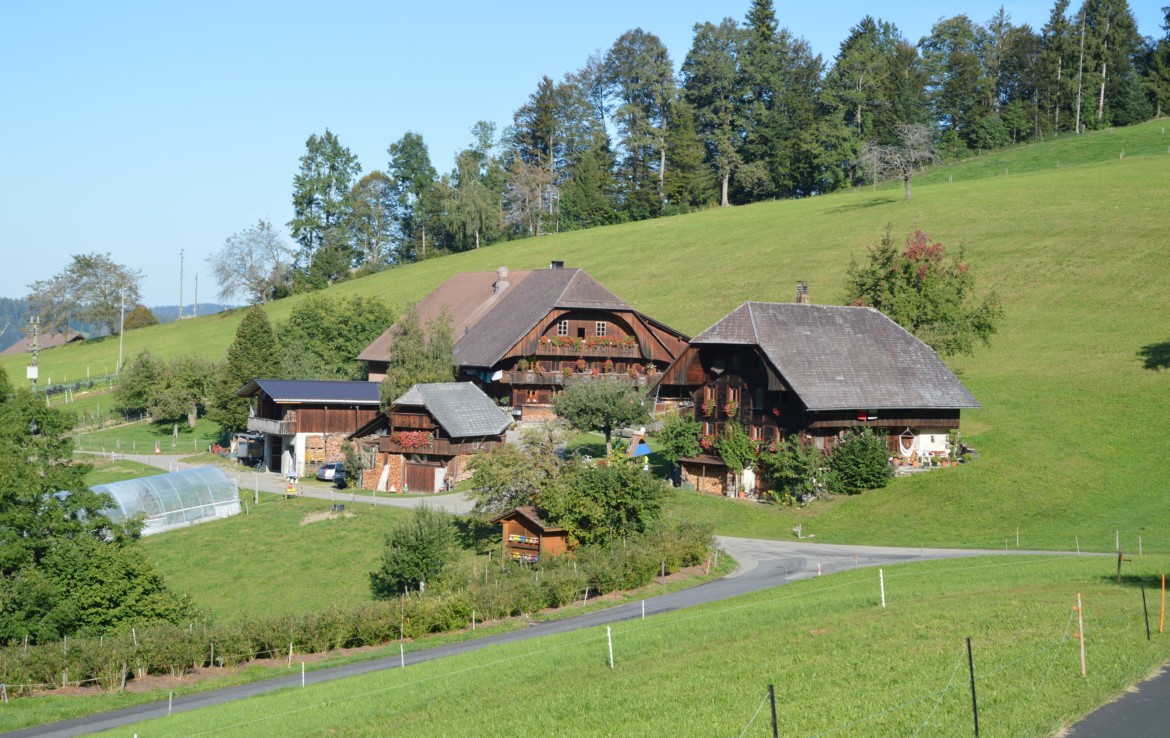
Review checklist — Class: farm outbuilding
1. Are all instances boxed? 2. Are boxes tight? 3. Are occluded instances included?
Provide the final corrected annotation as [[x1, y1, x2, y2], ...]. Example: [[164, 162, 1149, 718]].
[[491, 506, 569, 563], [92, 465, 240, 536]]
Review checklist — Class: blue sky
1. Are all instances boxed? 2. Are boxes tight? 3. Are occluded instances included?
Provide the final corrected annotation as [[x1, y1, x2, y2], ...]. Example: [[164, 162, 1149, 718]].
[[1, 1, 1163, 308]]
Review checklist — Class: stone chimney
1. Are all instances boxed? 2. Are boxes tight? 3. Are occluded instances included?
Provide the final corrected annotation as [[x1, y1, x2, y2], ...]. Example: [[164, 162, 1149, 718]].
[[494, 266, 510, 295], [796, 281, 809, 304]]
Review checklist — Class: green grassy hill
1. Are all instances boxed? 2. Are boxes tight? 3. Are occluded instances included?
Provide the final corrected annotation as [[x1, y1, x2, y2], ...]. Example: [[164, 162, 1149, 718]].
[[9, 120, 1169, 551]]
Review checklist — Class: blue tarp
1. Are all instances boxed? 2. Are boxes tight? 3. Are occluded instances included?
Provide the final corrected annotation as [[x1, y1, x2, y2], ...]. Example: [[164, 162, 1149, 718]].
[[633, 442, 652, 457]]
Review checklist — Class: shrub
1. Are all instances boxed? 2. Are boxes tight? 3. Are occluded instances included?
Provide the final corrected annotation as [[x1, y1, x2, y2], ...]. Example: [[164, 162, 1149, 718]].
[[370, 505, 457, 598], [829, 428, 891, 495]]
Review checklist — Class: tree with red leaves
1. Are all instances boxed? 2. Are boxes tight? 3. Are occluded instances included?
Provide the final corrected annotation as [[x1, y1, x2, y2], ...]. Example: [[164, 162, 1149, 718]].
[[846, 226, 1002, 357]]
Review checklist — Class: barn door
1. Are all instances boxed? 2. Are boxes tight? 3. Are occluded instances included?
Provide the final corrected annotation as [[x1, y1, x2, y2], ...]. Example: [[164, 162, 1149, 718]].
[[405, 463, 436, 493]]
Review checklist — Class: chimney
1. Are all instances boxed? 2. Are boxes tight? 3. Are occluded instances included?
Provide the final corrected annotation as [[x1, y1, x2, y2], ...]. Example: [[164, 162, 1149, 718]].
[[550, 260, 564, 269], [796, 281, 809, 304], [494, 266, 510, 295]]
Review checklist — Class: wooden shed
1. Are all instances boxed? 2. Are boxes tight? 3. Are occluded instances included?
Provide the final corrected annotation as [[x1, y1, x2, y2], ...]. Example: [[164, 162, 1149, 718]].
[[490, 506, 569, 563]]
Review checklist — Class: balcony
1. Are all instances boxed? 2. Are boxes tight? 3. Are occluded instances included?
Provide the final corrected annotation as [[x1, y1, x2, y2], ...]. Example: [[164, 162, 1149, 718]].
[[535, 343, 642, 359], [247, 416, 295, 436], [503, 371, 652, 387], [376, 436, 503, 456]]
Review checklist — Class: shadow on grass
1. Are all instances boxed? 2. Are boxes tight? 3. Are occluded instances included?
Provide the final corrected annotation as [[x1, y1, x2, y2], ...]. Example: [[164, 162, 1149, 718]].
[[454, 516, 499, 554], [1105, 573, 1168, 589], [831, 196, 898, 213], [1137, 341, 1170, 371]]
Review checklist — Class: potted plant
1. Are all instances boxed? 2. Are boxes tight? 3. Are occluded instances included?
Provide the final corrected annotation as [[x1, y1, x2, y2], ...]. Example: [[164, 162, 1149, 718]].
[[576, 358, 587, 372], [603, 358, 614, 373], [517, 358, 529, 371]]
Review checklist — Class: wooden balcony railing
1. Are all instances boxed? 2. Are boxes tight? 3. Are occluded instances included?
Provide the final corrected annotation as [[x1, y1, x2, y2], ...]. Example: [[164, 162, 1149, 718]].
[[247, 416, 295, 435], [376, 436, 503, 456]]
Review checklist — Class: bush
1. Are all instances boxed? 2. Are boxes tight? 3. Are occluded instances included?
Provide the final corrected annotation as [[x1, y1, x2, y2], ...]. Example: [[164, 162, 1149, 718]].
[[370, 505, 457, 598], [829, 428, 891, 495]]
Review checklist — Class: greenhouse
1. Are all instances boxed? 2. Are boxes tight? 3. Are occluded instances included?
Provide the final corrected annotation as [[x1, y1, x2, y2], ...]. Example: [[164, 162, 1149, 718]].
[[92, 465, 241, 536]]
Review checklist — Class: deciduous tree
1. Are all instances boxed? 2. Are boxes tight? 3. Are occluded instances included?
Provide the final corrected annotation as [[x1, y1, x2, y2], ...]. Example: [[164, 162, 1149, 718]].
[[862, 122, 938, 200], [206, 219, 293, 305], [288, 129, 361, 287], [539, 461, 667, 545], [846, 227, 1003, 357], [26, 253, 142, 335], [369, 505, 456, 597], [278, 294, 394, 380], [378, 307, 456, 406], [553, 378, 649, 455]]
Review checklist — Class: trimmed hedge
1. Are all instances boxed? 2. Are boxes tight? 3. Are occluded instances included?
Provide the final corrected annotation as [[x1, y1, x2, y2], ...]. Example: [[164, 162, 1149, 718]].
[[0, 521, 713, 694]]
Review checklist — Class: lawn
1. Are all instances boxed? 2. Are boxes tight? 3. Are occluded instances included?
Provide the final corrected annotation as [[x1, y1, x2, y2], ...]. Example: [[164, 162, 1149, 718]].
[[3, 122, 1165, 554], [87, 552, 1170, 737], [74, 416, 223, 455]]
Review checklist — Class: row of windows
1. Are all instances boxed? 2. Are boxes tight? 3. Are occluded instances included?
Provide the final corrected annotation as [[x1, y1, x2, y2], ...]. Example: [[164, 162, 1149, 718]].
[[556, 320, 607, 337]]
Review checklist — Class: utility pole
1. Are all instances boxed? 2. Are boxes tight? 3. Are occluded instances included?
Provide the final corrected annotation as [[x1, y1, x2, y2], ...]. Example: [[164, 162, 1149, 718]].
[[179, 248, 185, 320], [117, 288, 126, 374], [26, 316, 40, 387]]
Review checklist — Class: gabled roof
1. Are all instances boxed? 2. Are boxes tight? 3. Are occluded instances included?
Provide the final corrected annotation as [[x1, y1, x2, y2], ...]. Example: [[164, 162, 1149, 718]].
[[691, 302, 979, 411], [236, 379, 381, 404], [453, 268, 634, 368], [0, 331, 85, 356], [393, 382, 511, 438], [358, 269, 534, 363], [489, 506, 564, 533]]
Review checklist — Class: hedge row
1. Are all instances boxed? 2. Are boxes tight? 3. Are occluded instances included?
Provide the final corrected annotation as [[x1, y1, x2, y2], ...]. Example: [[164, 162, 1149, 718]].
[[0, 521, 712, 694]]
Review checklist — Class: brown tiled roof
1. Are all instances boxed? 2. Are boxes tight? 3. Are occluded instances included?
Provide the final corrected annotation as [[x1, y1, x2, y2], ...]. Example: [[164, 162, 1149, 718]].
[[691, 302, 980, 411], [0, 331, 84, 356], [357, 269, 534, 363], [453, 269, 633, 368]]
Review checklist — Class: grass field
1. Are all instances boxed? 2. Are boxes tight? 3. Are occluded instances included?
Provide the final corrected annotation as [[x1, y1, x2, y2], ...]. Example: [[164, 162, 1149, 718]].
[[5, 121, 1167, 554], [86, 553, 1170, 737], [6, 120, 1170, 732]]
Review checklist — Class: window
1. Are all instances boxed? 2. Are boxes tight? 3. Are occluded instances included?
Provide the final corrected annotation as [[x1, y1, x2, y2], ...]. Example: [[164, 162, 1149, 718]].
[[595, 321, 606, 337], [557, 320, 569, 336], [754, 388, 765, 410], [525, 389, 539, 403]]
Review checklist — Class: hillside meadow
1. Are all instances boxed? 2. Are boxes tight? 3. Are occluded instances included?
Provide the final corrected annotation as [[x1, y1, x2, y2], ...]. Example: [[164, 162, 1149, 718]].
[[87, 553, 1170, 738], [3, 120, 1167, 553]]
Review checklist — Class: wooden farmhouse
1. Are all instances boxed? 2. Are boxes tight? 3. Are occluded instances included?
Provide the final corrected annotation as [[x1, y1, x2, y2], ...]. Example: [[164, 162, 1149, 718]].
[[358, 263, 689, 420], [348, 382, 510, 494], [658, 297, 980, 496], [491, 506, 569, 563], [236, 379, 381, 478]]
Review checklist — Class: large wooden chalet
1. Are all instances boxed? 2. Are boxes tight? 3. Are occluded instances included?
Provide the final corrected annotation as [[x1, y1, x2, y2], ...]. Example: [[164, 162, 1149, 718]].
[[236, 379, 381, 478], [658, 298, 980, 495], [359, 263, 689, 420], [348, 382, 511, 493]]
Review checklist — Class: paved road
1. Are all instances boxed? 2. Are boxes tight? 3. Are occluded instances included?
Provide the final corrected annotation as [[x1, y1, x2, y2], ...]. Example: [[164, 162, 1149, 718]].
[[5, 537, 1056, 737], [1062, 663, 1170, 738]]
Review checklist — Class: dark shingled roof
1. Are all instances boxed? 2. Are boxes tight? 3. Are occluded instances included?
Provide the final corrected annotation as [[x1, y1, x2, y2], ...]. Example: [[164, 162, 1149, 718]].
[[453, 269, 632, 368], [691, 302, 979, 411], [236, 379, 381, 404], [393, 382, 511, 438]]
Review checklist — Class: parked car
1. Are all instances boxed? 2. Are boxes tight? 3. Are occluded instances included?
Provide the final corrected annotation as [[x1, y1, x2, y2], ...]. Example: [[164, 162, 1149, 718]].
[[316, 462, 344, 482]]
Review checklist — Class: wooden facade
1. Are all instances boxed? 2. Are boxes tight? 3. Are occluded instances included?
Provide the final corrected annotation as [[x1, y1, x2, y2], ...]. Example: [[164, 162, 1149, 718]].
[[467, 308, 685, 417], [661, 302, 979, 497], [349, 383, 510, 494], [237, 379, 382, 478], [490, 507, 569, 563]]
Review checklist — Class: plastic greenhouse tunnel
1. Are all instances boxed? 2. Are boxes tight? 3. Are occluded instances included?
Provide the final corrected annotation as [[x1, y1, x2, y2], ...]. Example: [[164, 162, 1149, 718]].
[[92, 465, 241, 536]]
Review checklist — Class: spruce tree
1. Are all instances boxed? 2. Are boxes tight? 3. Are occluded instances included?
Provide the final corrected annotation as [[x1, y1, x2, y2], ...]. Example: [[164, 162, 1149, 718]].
[[207, 305, 281, 435]]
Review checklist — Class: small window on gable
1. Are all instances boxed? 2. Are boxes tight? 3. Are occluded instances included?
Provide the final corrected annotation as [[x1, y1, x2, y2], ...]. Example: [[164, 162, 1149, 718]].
[[595, 321, 606, 337], [754, 388, 765, 409], [557, 320, 569, 336]]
